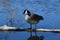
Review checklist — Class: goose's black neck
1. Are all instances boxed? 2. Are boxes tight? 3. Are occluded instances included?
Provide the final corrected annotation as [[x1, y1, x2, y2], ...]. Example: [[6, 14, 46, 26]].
[[28, 13, 31, 16], [26, 10, 31, 16]]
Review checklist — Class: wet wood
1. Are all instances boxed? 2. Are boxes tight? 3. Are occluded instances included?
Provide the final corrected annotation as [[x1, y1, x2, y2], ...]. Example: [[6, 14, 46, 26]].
[[0, 25, 60, 33]]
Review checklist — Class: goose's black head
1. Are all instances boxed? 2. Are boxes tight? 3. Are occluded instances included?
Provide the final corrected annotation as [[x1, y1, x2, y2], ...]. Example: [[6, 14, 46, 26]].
[[23, 9, 31, 16]]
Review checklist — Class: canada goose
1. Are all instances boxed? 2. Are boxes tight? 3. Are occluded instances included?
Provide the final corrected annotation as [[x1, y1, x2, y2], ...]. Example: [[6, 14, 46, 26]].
[[23, 9, 44, 29]]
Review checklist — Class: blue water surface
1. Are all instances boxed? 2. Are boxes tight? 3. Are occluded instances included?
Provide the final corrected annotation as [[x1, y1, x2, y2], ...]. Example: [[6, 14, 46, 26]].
[[0, 0, 60, 40]]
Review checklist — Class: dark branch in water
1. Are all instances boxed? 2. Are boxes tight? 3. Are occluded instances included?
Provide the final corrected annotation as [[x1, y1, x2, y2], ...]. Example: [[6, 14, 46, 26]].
[[0, 28, 60, 33], [0, 25, 60, 33]]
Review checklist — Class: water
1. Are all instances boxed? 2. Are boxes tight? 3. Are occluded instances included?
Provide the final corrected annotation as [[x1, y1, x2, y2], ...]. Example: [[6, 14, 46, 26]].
[[0, 0, 60, 40]]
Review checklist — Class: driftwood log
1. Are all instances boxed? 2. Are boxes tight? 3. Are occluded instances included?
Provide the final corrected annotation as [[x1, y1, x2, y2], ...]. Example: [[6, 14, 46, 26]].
[[0, 25, 60, 33]]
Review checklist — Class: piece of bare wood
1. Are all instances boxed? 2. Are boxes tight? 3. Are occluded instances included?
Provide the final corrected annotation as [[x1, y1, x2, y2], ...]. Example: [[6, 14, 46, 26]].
[[0, 25, 60, 33]]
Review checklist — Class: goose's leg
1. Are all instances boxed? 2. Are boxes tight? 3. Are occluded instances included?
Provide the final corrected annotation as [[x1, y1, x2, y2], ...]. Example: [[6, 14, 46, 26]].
[[35, 24, 37, 30], [30, 24, 32, 29], [30, 24, 32, 37], [35, 24, 37, 36]]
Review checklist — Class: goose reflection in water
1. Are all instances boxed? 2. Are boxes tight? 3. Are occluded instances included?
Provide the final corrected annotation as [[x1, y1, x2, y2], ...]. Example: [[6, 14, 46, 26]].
[[27, 31, 44, 40]]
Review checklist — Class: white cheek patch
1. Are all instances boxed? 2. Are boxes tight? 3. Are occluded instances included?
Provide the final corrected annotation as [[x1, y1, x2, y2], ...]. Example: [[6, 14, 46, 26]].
[[25, 10, 28, 14]]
